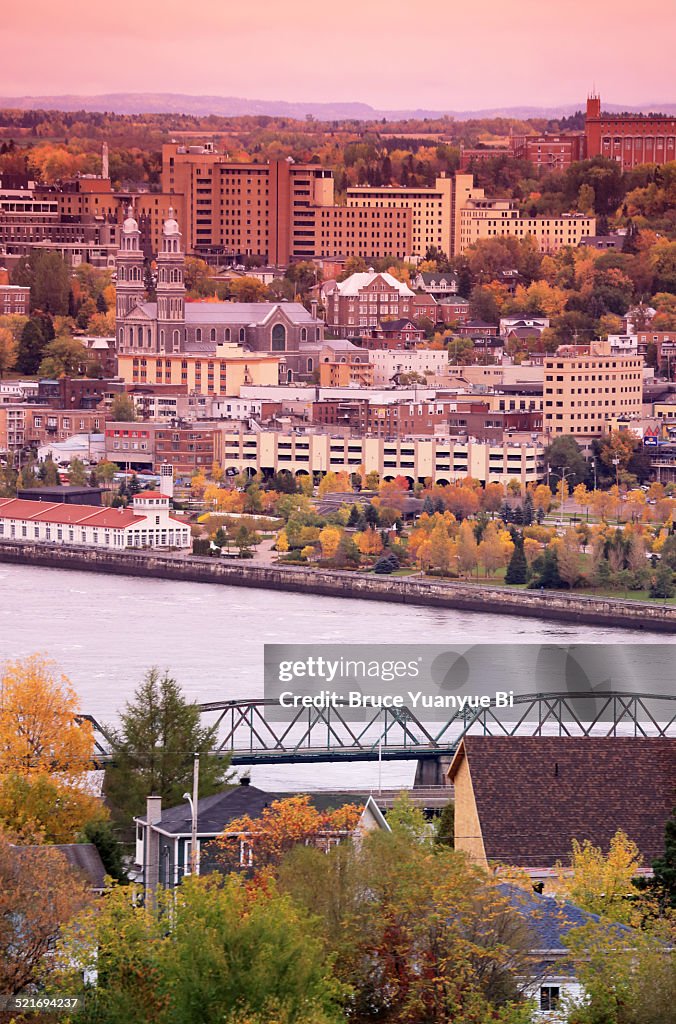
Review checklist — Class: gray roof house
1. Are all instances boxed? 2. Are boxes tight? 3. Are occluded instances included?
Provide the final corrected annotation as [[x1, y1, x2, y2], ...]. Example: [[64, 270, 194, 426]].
[[134, 780, 389, 890]]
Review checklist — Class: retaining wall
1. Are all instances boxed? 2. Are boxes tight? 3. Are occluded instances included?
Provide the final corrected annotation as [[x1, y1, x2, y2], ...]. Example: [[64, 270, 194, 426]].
[[1, 540, 675, 632]]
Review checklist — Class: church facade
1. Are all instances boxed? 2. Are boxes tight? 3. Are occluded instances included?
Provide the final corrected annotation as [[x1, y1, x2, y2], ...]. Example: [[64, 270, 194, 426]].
[[115, 209, 325, 381]]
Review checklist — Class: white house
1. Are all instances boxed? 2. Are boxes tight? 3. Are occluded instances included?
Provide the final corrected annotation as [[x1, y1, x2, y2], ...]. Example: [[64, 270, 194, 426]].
[[0, 491, 190, 550]]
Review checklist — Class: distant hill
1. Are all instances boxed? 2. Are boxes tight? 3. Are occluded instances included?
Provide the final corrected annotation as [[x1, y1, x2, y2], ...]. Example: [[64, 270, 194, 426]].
[[0, 92, 674, 121]]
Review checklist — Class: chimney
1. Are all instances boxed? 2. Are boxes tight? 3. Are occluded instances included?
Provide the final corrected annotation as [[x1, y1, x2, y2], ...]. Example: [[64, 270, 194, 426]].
[[144, 795, 162, 902], [239, 775, 251, 786], [102, 142, 109, 180], [311, 299, 318, 320]]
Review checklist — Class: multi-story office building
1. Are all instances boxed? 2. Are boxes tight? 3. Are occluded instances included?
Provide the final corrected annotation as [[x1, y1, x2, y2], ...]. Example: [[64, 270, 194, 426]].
[[345, 175, 454, 260], [543, 341, 643, 443]]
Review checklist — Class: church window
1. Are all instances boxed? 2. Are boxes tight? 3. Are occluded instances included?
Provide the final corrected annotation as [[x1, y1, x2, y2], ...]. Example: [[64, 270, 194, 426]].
[[272, 324, 286, 351]]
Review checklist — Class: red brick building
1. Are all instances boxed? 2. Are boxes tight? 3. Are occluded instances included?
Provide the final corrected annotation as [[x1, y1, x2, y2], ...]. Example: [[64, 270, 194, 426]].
[[511, 132, 585, 172], [326, 271, 415, 336], [105, 421, 217, 475], [311, 398, 541, 439], [585, 94, 676, 169]]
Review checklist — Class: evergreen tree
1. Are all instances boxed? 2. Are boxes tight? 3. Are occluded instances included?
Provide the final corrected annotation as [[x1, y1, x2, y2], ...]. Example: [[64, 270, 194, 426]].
[[530, 548, 562, 589], [435, 800, 455, 847], [364, 503, 379, 527], [422, 495, 435, 515], [38, 456, 59, 486], [17, 317, 46, 374], [634, 807, 676, 911], [522, 492, 534, 526], [347, 504, 361, 527], [505, 536, 528, 585], [649, 563, 675, 599], [104, 668, 231, 821], [80, 819, 127, 882]]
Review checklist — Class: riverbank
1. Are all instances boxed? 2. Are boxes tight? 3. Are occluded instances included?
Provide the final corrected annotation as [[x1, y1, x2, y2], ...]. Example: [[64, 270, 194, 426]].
[[2, 539, 676, 632]]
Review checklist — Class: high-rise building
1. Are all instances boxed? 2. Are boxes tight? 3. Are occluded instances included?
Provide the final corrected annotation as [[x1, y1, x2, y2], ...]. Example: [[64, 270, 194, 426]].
[[543, 341, 643, 444]]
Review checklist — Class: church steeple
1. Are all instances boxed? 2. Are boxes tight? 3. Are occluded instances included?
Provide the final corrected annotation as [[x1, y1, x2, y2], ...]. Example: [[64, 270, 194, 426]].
[[115, 206, 145, 319], [156, 209, 185, 351]]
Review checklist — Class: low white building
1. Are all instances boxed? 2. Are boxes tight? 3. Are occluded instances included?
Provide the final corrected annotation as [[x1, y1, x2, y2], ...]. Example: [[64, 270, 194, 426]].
[[0, 491, 190, 550], [370, 349, 448, 384], [37, 433, 105, 466], [607, 333, 638, 354]]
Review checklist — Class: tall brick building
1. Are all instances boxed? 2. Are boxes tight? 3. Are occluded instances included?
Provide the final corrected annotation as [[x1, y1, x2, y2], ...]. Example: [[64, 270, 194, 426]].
[[585, 94, 676, 169]]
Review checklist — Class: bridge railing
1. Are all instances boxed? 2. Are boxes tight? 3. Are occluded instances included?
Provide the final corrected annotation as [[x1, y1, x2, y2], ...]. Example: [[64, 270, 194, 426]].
[[84, 692, 676, 765]]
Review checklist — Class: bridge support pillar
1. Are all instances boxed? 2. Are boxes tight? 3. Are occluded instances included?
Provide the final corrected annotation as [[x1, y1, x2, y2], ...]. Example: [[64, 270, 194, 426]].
[[414, 756, 453, 788]]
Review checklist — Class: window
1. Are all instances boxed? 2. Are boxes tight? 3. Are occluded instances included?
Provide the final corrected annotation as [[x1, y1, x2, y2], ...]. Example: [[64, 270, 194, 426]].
[[540, 987, 560, 1012], [271, 323, 286, 351]]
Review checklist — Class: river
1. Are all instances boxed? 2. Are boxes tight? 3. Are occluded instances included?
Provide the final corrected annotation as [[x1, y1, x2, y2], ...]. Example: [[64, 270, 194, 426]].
[[1, 563, 671, 790]]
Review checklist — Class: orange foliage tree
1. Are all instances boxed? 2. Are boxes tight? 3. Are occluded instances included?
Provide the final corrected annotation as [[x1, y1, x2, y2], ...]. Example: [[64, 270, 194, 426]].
[[0, 834, 91, 995], [213, 795, 362, 873]]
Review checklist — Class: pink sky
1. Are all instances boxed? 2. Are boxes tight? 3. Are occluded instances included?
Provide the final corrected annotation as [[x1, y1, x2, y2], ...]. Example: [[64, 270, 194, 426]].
[[2, 0, 674, 110]]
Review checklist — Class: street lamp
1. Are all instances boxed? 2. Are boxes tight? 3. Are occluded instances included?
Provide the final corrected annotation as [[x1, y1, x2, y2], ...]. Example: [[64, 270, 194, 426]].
[[182, 752, 200, 877], [611, 457, 621, 524]]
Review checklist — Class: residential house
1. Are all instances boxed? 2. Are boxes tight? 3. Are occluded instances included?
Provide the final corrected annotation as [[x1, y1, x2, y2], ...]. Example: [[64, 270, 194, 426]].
[[448, 736, 675, 871], [134, 782, 389, 890]]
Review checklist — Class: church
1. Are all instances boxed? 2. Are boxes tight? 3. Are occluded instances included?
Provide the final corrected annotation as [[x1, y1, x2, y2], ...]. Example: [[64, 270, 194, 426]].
[[115, 209, 325, 381]]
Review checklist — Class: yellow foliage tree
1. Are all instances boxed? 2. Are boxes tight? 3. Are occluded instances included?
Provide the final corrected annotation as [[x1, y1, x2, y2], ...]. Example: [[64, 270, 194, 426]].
[[318, 525, 342, 560], [532, 484, 552, 513], [557, 830, 643, 924], [0, 656, 93, 776], [276, 529, 289, 553], [190, 471, 207, 499], [456, 520, 479, 577], [355, 527, 383, 557], [318, 471, 351, 497]]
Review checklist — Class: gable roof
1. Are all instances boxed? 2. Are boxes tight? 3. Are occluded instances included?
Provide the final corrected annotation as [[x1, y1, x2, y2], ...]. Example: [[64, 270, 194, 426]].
[[497, 883, 632, 956], [135, 784, 387, 837], [14, 843, 107, 890], [336, 272, 415, 297], [0, 497, 142, 529], [449, 737, 675, 868]]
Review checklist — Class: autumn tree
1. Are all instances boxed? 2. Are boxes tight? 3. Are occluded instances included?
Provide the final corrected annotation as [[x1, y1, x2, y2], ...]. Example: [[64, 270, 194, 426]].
[[355, 526, 383, 557], [104, 668, 231, 820], [456, 519, 479, 577], [0, 835, 90, 996], [214, 795, 362, 873], [426, 520, 457, 573], [38, 335, 89, 377], [0, 326, 17, 376], [318, 525, 342, 560], [556, 528, 582, 589], [557, 830, 644, 924], [278, 833, 534, 1024], [386, 791, 429, 843], [0, 655, 93, 776], [478, 521, 512, 576], [565, 917, 676, 1024], [53, 876, 342, 1024]]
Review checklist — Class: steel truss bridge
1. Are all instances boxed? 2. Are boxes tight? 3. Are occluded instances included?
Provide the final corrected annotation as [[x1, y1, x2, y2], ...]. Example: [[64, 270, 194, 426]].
[[84, 692, 675, 768]]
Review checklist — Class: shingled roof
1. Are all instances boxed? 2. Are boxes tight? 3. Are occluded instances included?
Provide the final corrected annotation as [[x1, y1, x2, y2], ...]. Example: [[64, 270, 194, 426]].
[[449, 737, 675, 868]]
